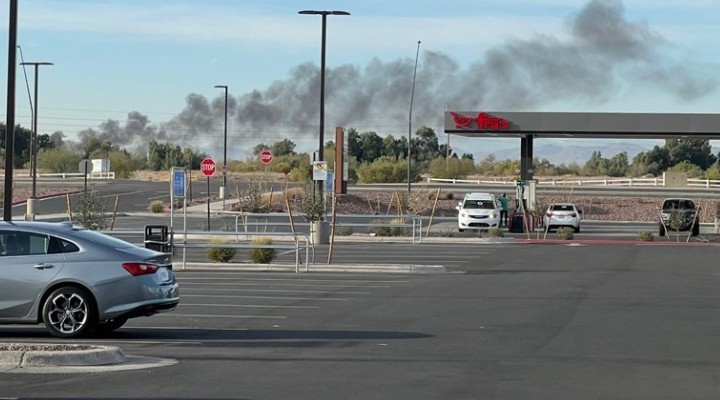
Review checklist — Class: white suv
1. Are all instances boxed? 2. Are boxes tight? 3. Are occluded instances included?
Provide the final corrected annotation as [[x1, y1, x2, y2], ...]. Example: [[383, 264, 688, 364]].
[[456, 193, 501, 232]]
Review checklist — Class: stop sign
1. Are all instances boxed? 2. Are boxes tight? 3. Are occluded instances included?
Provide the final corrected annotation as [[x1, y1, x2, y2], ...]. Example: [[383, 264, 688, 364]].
[[200, 157, 216, 176], [260, 149, 273, 165]]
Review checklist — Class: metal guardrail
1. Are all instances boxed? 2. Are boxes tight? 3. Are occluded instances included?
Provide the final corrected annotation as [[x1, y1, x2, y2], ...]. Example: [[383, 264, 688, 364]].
[[426, 177, 720, 188], [33, 172, 116, 179], [102, 228, 310, 273], [231, 212, 424, 244]]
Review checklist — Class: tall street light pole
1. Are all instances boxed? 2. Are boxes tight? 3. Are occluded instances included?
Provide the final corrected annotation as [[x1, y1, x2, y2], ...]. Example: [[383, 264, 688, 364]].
[[408, 40, 421, 192], [21, 61, 53, 221], [298, 9, 350, 199], [214, 85, 228, 207], [4, 0, 18, 222]]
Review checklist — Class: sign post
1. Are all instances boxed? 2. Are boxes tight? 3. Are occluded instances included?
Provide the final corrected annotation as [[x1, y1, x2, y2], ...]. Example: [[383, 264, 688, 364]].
[[200, 157, 216, 231], [78, 159, 93, 195]]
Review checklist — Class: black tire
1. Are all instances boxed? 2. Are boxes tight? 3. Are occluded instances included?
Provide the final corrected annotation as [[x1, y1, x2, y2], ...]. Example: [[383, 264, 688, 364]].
[[658, 222, 666, 237], [94, 316, 128, 335], [574, 225, 580, 233], [458, 229, 465, 233], [692, 220, 700, 236], [42, 286, 97, 339]]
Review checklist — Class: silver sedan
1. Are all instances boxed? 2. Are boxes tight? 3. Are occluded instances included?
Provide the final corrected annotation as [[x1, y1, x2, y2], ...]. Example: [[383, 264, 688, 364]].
[[543, 203, 582, 232], [0, 221, 179, 338]]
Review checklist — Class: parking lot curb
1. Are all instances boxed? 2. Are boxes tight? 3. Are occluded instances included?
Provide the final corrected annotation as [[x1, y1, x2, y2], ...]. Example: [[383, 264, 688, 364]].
[[0, 345, 125, 368]]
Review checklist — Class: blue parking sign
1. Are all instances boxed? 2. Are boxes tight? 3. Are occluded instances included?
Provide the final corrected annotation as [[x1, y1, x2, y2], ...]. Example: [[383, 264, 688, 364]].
[[325, 172, 334, 192], [172, 169, 186, 198]]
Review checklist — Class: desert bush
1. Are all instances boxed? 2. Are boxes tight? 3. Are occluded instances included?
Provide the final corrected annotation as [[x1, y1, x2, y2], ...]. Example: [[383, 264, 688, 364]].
[[335, 226, 354, 236], [636, 231, 654, 241], [232, 179, 269, 213], [485, 228, 504, 238], [72, 188, 109, 230], [149, 200, 165, 213], [555, 227, 575, 240], [207, 240, 236, 263], [368, 218, 406, 236], [248, 237, 276, 263]]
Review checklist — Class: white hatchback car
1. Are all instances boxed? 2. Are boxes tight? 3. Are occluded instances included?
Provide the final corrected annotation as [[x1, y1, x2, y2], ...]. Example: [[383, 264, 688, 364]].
[[543, 203, 582, 232], [457, 193, 501, 232]]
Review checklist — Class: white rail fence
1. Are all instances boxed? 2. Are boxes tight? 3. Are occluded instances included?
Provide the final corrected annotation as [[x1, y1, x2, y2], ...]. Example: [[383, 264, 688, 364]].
[[427, 177, 720, 188]]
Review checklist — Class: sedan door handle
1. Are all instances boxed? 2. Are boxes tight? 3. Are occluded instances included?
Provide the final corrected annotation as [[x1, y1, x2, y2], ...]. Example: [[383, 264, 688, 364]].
[[33, 263, 54, 270]]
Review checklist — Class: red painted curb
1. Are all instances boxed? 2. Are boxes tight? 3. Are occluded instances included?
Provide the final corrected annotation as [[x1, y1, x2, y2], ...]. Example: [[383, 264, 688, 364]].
[[518, 239, 718, 246]]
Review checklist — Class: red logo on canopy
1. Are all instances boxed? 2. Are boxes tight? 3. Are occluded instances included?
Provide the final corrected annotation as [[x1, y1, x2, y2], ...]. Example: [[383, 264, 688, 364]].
[[451, 112, 510, 130]]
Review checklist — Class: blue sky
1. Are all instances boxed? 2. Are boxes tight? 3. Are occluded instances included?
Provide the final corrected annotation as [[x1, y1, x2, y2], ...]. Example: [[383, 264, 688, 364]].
[[1, 0, 720, 160]]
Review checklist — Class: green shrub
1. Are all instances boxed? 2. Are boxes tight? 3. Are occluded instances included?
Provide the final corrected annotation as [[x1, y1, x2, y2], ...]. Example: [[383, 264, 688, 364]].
[[485, 228, 504, 238], [149, 200, 165, 213], [72, 189, 109, 230], [335, 226, 354, 236], [249, 237, 276, 263], [636, 231, 654, 241], [207, 240, 237, 263], [368, 219, 406, 236], [556, 227, 575, 240]]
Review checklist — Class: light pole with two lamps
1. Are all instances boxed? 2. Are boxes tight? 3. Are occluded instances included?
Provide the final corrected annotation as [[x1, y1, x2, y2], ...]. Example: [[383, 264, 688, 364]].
[[214, 84, 228, 207], [298, 9, 350, 199], [20, 61, 53, 220]]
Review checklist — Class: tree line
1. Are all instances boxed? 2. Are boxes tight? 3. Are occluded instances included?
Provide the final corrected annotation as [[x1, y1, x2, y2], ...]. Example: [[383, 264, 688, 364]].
[[3, 122, 720, 182]]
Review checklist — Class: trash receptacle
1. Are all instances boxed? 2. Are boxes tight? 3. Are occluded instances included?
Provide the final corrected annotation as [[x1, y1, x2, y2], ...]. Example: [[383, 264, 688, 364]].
[[144, 225, 170, 252], [509, 214, 525, 233]]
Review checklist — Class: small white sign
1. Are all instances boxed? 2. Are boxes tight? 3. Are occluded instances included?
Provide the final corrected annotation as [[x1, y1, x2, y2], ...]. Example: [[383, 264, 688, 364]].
[[313, 161, 328, 181]]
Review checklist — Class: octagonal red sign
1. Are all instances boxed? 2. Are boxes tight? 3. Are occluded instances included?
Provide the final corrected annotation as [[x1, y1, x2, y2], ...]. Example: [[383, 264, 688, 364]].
[[260, 149, 273, 165], [200, 157, 216, 176]]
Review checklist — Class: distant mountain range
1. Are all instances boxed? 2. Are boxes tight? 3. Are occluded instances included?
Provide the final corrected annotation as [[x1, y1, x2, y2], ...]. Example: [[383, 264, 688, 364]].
[[469, 141, 654, 165]]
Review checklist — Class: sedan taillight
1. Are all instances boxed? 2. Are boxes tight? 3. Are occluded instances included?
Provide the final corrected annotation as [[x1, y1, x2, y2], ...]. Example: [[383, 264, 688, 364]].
[[122, 262, 159, 276], [546, 212, 553, 217]]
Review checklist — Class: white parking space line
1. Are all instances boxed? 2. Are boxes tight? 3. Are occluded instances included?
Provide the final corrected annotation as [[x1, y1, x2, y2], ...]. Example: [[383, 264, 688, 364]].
[[178, 276, 411, 284], [182, 293, 348, 301], [157, 313, 287, 319], [182, 282, 392, 289], [180, 288, 372, 295], [179, 303, 319, 309]]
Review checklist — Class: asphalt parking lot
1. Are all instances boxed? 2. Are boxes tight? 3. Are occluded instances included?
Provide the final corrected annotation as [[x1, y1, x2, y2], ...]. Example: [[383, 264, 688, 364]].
[[3, 242, 720, 399]]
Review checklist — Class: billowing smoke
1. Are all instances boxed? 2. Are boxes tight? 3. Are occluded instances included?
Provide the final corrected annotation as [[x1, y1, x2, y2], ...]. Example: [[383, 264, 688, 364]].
[[82, 0, 719, 155]]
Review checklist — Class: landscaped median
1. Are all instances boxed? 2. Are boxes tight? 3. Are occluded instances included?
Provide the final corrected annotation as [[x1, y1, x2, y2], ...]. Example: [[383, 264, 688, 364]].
[[0, 343, 176, 373], [0, 343, 125, 369]]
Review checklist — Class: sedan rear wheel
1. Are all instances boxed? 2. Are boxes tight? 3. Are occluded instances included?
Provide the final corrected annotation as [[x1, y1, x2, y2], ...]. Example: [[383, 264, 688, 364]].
[[43, 286, 97, 338]]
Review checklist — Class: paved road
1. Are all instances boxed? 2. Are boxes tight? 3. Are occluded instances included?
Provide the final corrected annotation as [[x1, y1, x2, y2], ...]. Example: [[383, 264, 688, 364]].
[[3, 244, 720, 399]]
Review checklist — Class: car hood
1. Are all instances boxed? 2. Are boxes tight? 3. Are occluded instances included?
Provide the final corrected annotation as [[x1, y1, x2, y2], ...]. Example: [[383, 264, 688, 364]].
[[462, 209, 497, 216]]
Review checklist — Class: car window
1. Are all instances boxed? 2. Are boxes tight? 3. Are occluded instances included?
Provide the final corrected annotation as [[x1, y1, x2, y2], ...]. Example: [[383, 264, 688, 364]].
[[551, 205, 575, 212], [46, 236, 80, 254], [0, 231, 81, 256], [663, 199, 695, 209], [463, 200, 496, 209], [0, 231, 50, 256]]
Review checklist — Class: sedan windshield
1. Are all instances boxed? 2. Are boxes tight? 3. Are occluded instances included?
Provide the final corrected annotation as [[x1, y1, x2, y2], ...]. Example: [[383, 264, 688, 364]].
[[463, 200, 496, 209]]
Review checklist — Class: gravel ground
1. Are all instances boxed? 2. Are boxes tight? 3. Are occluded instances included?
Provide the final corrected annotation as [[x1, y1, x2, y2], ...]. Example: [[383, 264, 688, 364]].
[[10, 185, 718, 223], [267, 191, 719, 223]]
